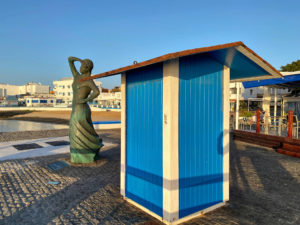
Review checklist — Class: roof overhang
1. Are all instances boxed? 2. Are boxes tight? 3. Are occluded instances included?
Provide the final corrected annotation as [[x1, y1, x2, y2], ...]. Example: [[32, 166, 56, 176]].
[[243, 72, 300, 89], [81, 41, 282, 82]]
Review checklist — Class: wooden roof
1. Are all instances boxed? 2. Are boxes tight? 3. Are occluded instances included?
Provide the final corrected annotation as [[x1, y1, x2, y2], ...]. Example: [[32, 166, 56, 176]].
[[81, 41, 282, 81]]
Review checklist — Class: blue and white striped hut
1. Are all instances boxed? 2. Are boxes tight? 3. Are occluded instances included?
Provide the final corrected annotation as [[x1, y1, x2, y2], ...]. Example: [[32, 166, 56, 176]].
[[85, 41, 282, 224]]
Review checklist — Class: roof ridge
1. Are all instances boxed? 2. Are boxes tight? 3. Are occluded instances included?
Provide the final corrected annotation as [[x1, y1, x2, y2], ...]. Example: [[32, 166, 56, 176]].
[[80, 41, 281, 81]]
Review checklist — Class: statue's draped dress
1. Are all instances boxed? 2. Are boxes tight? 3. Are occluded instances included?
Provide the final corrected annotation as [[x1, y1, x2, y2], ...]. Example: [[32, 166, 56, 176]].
[[69, 79, 103, 163]]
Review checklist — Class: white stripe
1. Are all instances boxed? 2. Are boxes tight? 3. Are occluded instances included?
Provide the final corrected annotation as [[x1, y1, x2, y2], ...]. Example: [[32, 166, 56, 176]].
[[120, 73, 126, 196], [223, 65, 230, 201], [163, 58, 179, 222]]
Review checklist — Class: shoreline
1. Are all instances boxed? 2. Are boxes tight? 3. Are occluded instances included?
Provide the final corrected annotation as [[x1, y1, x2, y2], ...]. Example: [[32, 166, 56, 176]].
[[0, 128, 121, 143], [0, 110, 121, 125], [0, 129, 69, 142], [1, 117, 70, 125]]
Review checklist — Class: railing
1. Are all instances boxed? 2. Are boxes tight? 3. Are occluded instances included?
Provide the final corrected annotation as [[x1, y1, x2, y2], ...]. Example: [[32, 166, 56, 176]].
[[232, 110, 300, 139]]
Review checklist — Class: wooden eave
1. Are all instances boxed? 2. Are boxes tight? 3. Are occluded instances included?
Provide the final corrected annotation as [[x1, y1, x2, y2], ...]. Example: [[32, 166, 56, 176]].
[[81, 41, 282, 81]]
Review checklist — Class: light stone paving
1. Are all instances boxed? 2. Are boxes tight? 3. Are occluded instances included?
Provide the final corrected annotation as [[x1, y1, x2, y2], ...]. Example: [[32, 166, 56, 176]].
[[0, 136, 114, 161]]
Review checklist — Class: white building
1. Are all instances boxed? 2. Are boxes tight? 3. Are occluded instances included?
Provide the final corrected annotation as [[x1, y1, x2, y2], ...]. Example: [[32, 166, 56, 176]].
[[230, 71, 300, 130], [19, 82, 50, 95], [24, 95, 57, 107], [230, 81, 290, 113], [98, 92, 121, 108], [0, 84, 19, 97], [0, 82, 49, 97], [0, 96, 19, 107], [230, 82, 289, 101], [53, 78, 102, 105]]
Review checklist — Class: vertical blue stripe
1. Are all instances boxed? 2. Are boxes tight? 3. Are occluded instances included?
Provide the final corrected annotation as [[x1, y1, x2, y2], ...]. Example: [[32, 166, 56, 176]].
[[126, 64, 163, 216], [179, 54, 224, 218]]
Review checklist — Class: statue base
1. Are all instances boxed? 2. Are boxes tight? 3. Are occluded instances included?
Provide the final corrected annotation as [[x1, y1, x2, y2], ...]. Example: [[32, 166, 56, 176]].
[[70, 148, 100, 164]]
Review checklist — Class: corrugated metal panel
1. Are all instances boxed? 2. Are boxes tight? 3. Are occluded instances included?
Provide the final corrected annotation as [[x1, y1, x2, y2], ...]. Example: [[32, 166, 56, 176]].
[[179, 55, 224, 218], [126, 64, 163, 216]]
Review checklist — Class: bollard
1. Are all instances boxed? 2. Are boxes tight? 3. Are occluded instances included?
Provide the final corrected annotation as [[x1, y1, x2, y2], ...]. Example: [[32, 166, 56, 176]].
[[256, 109, 260, 134], [288, 110, 293, 139]]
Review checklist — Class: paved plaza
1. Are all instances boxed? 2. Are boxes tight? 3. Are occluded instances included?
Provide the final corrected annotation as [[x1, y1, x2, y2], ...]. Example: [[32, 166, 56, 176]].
[[0, 129, 300, 224], [0, 136, 114, 161]]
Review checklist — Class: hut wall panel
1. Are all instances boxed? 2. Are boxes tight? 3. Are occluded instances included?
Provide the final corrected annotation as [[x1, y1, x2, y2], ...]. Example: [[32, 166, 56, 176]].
[[179, 55, 224, 218], [125, 64, 163, 216]]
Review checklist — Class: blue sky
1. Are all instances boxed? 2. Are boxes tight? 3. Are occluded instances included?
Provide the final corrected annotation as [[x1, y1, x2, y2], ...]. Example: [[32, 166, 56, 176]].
[[0, 0, 299, 89]]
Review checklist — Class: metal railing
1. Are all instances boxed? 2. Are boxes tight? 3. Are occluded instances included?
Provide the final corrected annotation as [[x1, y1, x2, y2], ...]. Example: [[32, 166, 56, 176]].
[[232, 110, 300, 139]]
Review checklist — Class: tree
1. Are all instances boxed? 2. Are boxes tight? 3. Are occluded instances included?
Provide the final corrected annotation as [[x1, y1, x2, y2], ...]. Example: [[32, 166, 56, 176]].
[[102, 88, 109, 93], [280, 60, 300, 72], [110, 86, 121, 92]]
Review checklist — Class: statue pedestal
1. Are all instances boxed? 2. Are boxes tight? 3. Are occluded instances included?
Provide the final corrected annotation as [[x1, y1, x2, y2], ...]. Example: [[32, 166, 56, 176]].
[[70, 148, 100, 163]]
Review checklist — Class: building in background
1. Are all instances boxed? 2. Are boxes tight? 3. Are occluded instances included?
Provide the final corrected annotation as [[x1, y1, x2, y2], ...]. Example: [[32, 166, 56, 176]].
[[0, 96, 19, 107], [0, 84, 20, 97], [19, 82, 50, 95], [230, 81, 289, 114], [0, 82, 50, 97], [24, 94, 57, 107], [0, 82, 50, 107], [97, 86, 121, 108], [53, 78, 102, 105]]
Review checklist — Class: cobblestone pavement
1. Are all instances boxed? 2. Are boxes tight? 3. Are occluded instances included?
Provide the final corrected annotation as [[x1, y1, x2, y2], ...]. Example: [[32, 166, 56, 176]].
[[185, 139, 300, 225], [0, 130, 300, 224], [0, 129, 159, 225]]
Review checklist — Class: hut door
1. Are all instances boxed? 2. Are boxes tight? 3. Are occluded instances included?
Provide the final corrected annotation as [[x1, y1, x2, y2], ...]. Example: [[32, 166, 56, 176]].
[[125, 64, 163, 216], [178, 55, 224, 218]]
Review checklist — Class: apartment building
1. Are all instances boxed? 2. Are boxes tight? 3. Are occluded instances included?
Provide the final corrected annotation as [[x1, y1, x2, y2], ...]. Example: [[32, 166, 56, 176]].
[[0, 82, 49, 97], [19, 82, 50, 95], [53, 78, 102, 104], [98, 92, 121, 108], [229, 81, 290, 112]]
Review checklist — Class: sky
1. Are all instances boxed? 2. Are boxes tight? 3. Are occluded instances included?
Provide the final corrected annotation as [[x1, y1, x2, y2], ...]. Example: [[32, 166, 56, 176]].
[[0, 0, 299, 89]]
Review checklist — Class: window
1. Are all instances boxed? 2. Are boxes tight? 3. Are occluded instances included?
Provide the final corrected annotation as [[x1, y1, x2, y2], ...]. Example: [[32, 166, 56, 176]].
[[40, 100, 47, 103], [68, 92, 70, 96], [32, 100, 38, 103], [50, 100, 53, 103], [68, 85, 71, 89], [250, 89, 253, 95]]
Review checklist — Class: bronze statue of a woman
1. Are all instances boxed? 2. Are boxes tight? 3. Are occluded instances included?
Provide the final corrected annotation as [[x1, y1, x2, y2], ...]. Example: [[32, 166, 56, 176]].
[[68, 56, 103, 163]]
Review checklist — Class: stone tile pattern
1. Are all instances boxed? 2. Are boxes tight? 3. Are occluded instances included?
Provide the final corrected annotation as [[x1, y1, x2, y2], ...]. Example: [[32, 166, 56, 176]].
[[47, 161, 70, 172], [13, 143, 43, 151], [0, 130, 300, 224], [46, 141, 70, 146]]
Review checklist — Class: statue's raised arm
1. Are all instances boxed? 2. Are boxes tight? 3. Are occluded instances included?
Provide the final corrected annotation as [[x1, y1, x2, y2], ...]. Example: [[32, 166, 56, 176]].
[[68, 56, 82, 78]]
